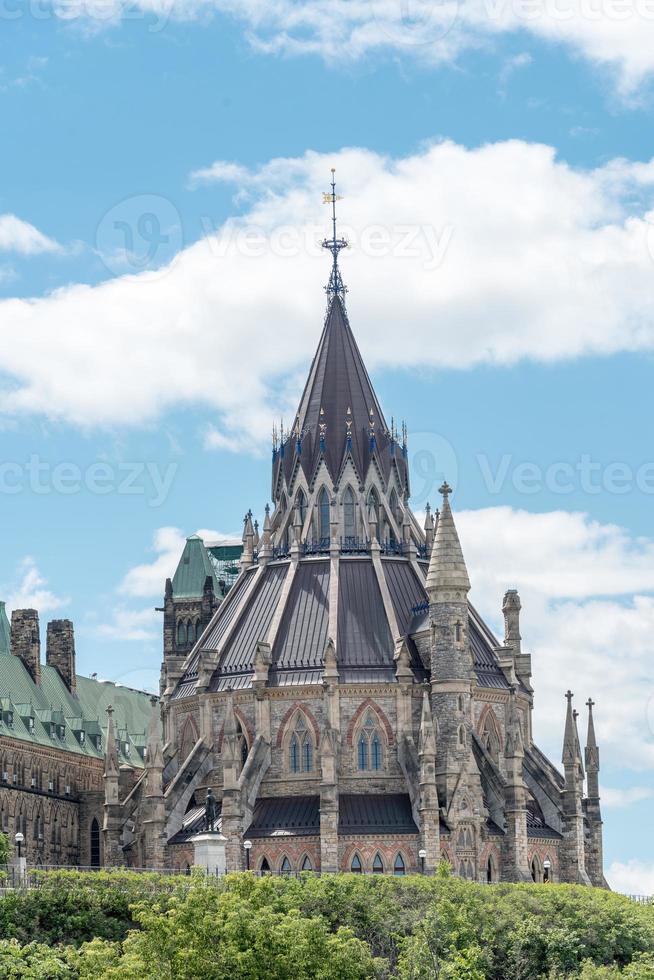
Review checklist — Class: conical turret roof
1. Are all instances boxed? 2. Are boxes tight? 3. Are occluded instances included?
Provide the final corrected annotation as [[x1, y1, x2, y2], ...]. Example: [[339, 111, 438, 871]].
[[274, 297, 408, 490], [426, 483, 471, 595]]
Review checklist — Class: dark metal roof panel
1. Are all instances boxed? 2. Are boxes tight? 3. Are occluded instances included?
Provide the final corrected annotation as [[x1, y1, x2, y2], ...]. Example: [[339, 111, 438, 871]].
[[337, 560, 394, 668], [247, 796, 320, 838], [338, 667, 397, 684], [272, 561, 330, 670], [204, 568, 257, 650], [339, 794, 418, 835], [382, 559, 427, 635], [268, 669, 323, 687], [216, 564, 288, 675]]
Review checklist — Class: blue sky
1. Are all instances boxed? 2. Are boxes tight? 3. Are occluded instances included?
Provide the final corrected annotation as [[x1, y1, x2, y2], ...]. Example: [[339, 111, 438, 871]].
[[1, 0, 654, 890]]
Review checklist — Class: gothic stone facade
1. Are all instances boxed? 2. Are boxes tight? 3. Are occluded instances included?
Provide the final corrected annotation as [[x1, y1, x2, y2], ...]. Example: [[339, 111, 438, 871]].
[[103, 287, 607, 886]]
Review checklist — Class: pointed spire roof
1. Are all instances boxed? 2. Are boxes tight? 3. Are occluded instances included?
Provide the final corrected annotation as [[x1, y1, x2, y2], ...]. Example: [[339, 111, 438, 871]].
[[562, 690, 578, 767], [171, 535, 219, 599], [585, 698, 600, 772], [0, 602, 10, 656], [275, 295, 403, 486], [104, 704, 119, 777], [426, 483, 471, 596]]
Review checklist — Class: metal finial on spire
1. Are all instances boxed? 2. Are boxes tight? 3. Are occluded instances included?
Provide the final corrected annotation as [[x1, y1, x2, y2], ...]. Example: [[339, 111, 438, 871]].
[[322, 168, 348, 305]]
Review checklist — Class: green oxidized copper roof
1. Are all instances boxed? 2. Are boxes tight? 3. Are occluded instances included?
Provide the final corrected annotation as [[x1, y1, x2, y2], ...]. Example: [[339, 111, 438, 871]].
[[0, 602, 10, 656], [0, 646, 153, 767], [171, 534, 220, 599]]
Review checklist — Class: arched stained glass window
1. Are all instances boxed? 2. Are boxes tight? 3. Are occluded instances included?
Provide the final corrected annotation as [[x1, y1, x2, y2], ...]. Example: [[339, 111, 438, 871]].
[[394, 853, 406, 876], [318, 488, 330, 542], [301, 855, 312, 871], [289, 713, 314, 774], [358, 734, 368, 771], [356, 711, 384, 772], [177, 620, 187, 646], [280, 856, 292, 874], [372, 852, 384, 873], [343, 486, 356, 542], [350, 853, 362, 873]]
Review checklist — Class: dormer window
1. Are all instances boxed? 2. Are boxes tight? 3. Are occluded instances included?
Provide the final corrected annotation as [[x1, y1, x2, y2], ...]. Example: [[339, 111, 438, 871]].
[[7, 711, 14, 729], [79, 730, 86, 744]]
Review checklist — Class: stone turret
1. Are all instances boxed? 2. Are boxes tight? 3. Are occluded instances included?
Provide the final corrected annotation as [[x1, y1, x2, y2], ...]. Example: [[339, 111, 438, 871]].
[[161, 535, 221, 696], [46, 619, 76, 693], [102, 705, 123, 865], [142, 698, 166, 868], [561, 692, 591, 884], [584, 698, 605, 887], [418, 690, 440, 872], [426, 483, 477, 814], [502, 589, 532, 693], [11, 609, 41, 685], [502, 687, 531, 881]]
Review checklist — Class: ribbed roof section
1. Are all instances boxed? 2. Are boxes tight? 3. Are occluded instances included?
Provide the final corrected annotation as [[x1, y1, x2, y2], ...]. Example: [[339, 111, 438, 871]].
[[337, 560, 394, 668], [272, 561, 330, 673]]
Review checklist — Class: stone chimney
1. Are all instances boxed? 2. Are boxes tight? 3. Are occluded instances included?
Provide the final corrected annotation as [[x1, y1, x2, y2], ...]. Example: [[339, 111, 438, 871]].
[[11, 609, 41, 685], [46, 619, 76, 693]]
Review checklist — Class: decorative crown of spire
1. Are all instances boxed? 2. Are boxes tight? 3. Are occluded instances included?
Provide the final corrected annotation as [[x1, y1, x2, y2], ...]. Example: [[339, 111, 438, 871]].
[[322, 169, 348, 306]]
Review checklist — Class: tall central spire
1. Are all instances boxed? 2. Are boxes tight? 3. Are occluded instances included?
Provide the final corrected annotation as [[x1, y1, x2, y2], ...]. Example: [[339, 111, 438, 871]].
[[322, 168, 348, 306]]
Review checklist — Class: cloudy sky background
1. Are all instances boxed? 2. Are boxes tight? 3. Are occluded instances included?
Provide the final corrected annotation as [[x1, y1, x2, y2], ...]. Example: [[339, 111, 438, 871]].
[[1, 0, 654, 890]]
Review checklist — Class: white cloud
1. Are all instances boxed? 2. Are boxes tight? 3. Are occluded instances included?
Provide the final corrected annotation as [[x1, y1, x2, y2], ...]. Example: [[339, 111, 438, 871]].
[[607, 859, 654, 895], [96, 605, 160, 641], [119, 525, 230, 598], [456, 506, 654, 772], [2, 143, 654, 445], [600, 786, 654, 807], [0, 215, 62, 256], [4, 557, 69, 615], [48, 0, 654, 92]]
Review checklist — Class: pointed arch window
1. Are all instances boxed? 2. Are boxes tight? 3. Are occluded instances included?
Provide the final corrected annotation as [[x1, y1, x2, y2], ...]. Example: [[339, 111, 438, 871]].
[[288, 713, 314, 774], [318, 488, 330, 543], [356, 710, 384, 772], [481, 711, 501, 764], [487, 855, 496, 883], [176, 620, 187, 647], [260, 857, 271, 874], [350, 853, 362, 873], [389, 489, 400, 544], [394, 853, 406, 876], [343, 486, 356, 543], [296, 489, 307, 527], [301, 855, 313, 872], [236, 721, 249, 769], [187, 619, 194, 645], [280, 856, 292, 875], [372, 852, 384, 874]]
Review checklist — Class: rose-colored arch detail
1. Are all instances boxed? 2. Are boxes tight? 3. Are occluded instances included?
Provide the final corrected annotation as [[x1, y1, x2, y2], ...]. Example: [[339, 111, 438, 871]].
[[346, 699, 394, 747], [217, 706, 255, 752], [276, 701, 320, 748]]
